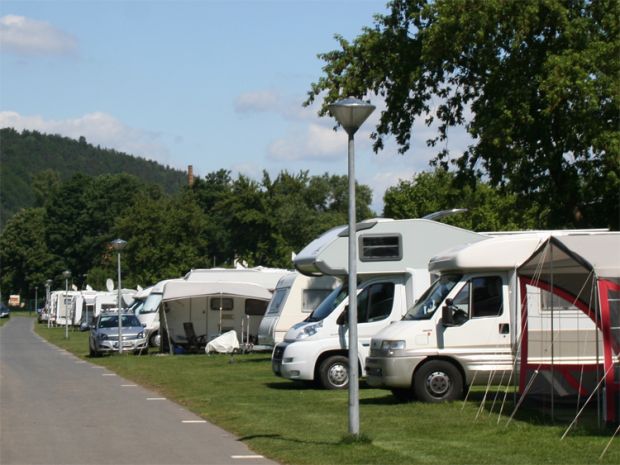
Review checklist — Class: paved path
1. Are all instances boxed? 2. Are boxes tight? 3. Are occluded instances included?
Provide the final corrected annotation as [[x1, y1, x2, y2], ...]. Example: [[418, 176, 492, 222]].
[[0, 317, 278, 465]]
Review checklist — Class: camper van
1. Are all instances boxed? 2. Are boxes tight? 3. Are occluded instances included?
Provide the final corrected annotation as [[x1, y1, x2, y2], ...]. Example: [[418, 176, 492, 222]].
[[364, 232, 617, 403], [52, 290, 80, 326], [271, 218, 487, 389], [257, 272, 340, 346]]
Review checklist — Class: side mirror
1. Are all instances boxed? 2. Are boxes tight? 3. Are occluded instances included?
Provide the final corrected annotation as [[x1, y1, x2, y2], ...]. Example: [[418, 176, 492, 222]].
[[442, 299, 455, 327], [336, 306, 349, 326]]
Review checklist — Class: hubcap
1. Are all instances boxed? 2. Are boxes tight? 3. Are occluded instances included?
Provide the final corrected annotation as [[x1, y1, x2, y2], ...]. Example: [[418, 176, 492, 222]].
[[425, 370, 450, 397], [328, 363, 348, 387]]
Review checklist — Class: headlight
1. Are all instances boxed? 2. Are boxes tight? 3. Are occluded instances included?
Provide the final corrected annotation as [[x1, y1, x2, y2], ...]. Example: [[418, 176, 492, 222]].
[[296, 322, 322, 340], [380, 340, 406, 355], [137, 331, 144, 339], [98, 333, 108, 340]]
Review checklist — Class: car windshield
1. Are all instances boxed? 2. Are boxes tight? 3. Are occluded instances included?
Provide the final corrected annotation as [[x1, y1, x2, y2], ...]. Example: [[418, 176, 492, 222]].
[[140, 293, 162, 314], [305, 285, 348, 322], [403, 274, 462, 320], [98, 315, 142, 328]]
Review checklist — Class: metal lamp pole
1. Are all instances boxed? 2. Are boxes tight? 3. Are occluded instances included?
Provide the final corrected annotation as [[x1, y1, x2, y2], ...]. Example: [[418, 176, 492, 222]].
[[111, 239, 127, 354], [62, 270, 71, 339], [46, 279, 52, 328], [327, 97, 375, 437]]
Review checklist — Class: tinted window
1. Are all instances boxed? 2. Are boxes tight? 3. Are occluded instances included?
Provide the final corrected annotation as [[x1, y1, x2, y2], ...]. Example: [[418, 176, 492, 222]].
[[245, 299, 268, 316], [357, 282, 395, 323], [360, 235, 402, 261], [210, 297, 234, 311]]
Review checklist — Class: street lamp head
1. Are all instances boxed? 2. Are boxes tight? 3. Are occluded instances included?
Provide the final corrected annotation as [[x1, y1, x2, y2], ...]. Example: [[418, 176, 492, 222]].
[[110, 238, 127, 251], [328, 97, 375, 136], [62, 270, 71, 279]]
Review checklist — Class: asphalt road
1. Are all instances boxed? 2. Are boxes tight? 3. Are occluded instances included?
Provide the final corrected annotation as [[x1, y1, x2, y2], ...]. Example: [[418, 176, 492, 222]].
[[0, 317, 278, 465]]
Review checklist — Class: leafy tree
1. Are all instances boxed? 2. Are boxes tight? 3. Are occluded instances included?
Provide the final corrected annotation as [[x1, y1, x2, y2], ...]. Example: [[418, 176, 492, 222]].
[[112, 189, 211, 287], [307, 0, 620, 229], [384, 169, 541, 231], [32, 169, 61, 208], [44, 173, 148, 282], [0, 208, 62, 299]]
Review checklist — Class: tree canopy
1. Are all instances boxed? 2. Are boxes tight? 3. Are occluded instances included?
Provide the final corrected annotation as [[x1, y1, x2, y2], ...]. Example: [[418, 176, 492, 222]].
[[307, 0, 619, 229]]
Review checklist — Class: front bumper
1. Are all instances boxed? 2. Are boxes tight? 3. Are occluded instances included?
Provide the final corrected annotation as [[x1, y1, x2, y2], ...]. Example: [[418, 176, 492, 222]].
[[365, 355, 424, 389], [271, 341, 314, 381], [95, 338, 148, 353]]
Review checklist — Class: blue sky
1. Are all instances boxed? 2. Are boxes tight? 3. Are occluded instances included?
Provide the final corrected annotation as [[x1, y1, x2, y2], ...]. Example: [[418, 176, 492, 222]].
[[0, 0, 464, 213]]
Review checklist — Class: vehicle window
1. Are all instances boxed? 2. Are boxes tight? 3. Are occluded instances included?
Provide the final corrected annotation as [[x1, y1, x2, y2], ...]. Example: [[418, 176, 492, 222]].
[[245, 298, 268, 316], [99, 316, 117, 328], [306, 285, 348, 322], [210, 297, 234, 311], [141, 294, 162, 314], [360, 234, 402, 261], [265, 288, 288, 315], [471, 276, 503, 317], [302, 289, 333, 312], [358, 283, 394, 323], [451, 276, 503, 321], [404, 274, 462, 320]]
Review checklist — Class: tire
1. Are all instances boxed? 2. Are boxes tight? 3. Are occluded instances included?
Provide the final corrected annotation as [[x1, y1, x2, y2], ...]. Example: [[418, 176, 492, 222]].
[[319, 355, 349, 390], [413, 360, 463, 403], [149, 331, 160, 348], [391, 388, 415, 402]]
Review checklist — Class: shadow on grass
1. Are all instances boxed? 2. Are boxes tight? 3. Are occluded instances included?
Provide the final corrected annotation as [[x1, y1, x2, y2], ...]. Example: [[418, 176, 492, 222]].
[[237, 433, 337, 447]]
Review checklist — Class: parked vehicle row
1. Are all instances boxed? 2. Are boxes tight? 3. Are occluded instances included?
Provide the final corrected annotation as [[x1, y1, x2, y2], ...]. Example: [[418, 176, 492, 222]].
[[32, 216, 619, 423]]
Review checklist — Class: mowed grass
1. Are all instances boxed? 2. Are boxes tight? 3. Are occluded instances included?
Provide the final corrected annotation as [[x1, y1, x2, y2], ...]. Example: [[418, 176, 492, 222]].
[[33, 321, 619, 465]]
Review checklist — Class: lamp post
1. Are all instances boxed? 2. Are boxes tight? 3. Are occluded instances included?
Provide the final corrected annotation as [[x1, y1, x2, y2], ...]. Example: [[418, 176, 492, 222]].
[[111, 239, 127, 354], [46, 279, 52, 328], [62, 270, 71, 339], [328, 97, 375, 437]]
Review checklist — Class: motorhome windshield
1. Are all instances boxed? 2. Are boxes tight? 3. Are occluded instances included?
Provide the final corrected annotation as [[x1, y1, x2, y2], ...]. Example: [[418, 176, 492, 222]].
[[140, 293, 162, 314], [128, 299, 145, 315], [306, 285, 348, 322], [404, 274, 462, 320]]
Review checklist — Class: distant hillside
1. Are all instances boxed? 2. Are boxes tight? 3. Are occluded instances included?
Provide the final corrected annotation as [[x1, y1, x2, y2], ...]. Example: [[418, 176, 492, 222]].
[[0, 128, 188, 226]]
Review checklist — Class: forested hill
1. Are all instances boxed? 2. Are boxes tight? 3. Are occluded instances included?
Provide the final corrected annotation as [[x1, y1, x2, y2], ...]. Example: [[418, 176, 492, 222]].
[[0, 128, 187, 225]]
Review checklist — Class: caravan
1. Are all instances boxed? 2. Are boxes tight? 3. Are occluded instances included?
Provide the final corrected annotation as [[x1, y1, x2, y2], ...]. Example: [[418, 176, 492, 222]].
[[146, 267, 290, 352], [364, 232, 619, 408], [271, 218, 487, 389], [257, 272, 340, 346]]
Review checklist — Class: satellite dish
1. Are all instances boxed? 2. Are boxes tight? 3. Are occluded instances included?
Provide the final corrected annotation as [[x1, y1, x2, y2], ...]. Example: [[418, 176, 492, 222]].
[[137, 285, 143, 292], [106, 278, 114, 292], [86, 285, 93, 291], [71, 284, 78, 291]]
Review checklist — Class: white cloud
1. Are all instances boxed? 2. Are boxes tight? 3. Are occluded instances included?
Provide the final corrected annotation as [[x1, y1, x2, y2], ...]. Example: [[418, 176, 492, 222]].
[[267, 123, 375, 162], [0, 111, 171, 163], [0, 15, 78, 56], [234, 90, 280, 113]]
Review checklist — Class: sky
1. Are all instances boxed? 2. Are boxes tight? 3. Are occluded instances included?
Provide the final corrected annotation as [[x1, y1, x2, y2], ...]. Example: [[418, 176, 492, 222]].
[[0, 0, 468, 214]]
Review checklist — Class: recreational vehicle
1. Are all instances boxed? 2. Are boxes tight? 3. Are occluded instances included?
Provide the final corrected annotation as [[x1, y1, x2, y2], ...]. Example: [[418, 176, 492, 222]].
[[271, 218, 487, 389], [142, 267, 289, 352], [364, 232, 619, 411], [257, 272, 340, 346]]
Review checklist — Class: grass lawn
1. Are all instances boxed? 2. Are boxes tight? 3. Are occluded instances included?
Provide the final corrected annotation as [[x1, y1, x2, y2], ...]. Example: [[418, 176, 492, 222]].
[[32, 321, 619, 465]]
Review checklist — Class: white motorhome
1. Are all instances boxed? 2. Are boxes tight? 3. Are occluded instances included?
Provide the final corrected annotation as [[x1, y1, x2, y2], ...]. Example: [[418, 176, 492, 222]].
[[271, 218, 487, 389], [364, 232, 615, 402], [132, 279, 182, 347], [257, 272, 340, 346], [93, 290, 135, 318]]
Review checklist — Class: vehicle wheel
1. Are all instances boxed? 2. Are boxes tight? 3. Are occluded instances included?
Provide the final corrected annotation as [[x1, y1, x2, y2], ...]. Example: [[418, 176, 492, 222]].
[[390, 388, 415, 402], [319, 355, 349, 390], [413, 360, 463, 403], [149, 331, 160, 348], [89, 344, 99, 358]]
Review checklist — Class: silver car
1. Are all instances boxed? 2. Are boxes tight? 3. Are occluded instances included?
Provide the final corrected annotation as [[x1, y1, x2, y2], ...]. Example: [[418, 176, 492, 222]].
[[89, 313, 148, 356]]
